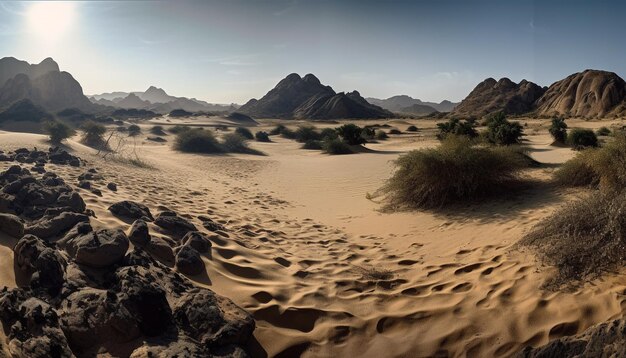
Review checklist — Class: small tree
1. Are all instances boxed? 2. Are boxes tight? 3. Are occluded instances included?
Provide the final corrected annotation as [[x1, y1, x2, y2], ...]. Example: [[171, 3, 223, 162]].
[[336, 124, 366, 145], [81, 120, 108, 148], [484, 112, 523, 145], [436, 118, 477, 140], [43, 121, 75, 144], [568, 129, 598, 150], [549, 117, 567, 144]]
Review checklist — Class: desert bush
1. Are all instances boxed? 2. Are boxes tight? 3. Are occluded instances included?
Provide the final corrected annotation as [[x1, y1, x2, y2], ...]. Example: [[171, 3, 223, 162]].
[[235, 127, 254, 139], [320, 128, 338, 140], [255, 131, 271, 142], [407, 125, 418, 132], [302, 139, 322, 150], [379, 136, 529, 209], [436, 118, 478, 140], [280, 128, 297, 139], [484, 112, 523, 145], [596, 126, 611, 136], [295, 125, 321, 142], [169, 125, 191, 134], [150, 125, 166, 136], [361, 127, 376, 141], [388, 129, 402, 135], [522, 192, 626, 284], [553, 151, 599, 188], [322, 138, 354, 154], [43, 121, 75, 144], [81, 121, 108, 149], [336, 124, 367, 145], [174, 129, 222, 153], [567, 128, 598, 149], [127, 124, 141, 137], [549, 117, 567, 144], [269, 124, 287, 135], [376, 130, 389, 140], [221, 133, 262, 154]]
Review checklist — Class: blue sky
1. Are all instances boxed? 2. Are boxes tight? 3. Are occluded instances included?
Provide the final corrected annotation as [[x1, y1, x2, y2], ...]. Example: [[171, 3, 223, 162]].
[[0, 0, 624, 104]]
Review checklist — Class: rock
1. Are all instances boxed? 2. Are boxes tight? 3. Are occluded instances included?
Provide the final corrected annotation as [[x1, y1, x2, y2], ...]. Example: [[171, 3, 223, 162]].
[[109, 201, 154, 221], [147, 137, 167, 142], [77, 180, 91, 189], [128, 219, 151, 246], [107, 182, 117, 191], [199, 215, 225, 232], [30, 248, 66, 295], [24, 212, 89, 240], [90, 188, 102, 196], [146, 236, 175, 264], [0, 213, 24, 237], [181, 231, 212, 253], [67, 229, 130, 268], [174, 245, 204, 276], [13, 235, 47, 274], [154, 213, 197, 236]]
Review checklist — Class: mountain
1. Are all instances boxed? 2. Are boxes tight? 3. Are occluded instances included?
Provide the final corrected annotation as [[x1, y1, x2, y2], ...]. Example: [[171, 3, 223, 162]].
[[452, 78, 545, 117], [536, 70, 626, 118], [0, 57, 93, 112], [0, 99, 52, 123], [239, 73, 392, 119], [89, 86, 235, 114], [366, 95, 458, 113], [398, 103, 439, 115]]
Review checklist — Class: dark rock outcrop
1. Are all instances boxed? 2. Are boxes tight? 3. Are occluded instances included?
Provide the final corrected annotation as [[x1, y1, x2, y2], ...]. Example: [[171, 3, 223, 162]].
[[108, 201, 154, 221]]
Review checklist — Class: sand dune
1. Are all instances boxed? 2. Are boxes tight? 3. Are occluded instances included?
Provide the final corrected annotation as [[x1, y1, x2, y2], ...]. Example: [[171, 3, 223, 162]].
[[1, 118, 625, 357]]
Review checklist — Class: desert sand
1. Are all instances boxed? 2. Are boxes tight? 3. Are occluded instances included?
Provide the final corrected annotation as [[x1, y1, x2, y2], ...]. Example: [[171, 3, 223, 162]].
[[2, 117, 626, 357]]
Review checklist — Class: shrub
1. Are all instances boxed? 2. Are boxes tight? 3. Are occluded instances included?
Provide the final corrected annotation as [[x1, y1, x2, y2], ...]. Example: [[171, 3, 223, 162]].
[[322, 138, 354, 155], [567, 128, 598, 149], [407, 125, 418, 132], [375, 130, 389, 140], [553, 151, 598, 188], [484, 112, 523, 145], [320, 128, 338, 140], [221, 133, 249, 152], [169, 125, 191, 134], [280, 128, 297, 139], [360, 127, 376, 140], [388, 129, 402, 135], [336, 124, 367, 145], [379, 136, 529, 209], [80, 121, 108, 148], [596, 126, 611, 136], [235, 127, 254, 140], [302, 140, 322, 150], [436, 118, 477, 140], [549, 117, 567, 144], [150, 125, 166, 136], [255, 131, 271, 142], [269, 124, 287, 135], [522, 192, 626, 284], [43, 121, 75, 144], [295, 125, 321, 143], [127, 124, 141, 137], [174, 129, 222, 153]]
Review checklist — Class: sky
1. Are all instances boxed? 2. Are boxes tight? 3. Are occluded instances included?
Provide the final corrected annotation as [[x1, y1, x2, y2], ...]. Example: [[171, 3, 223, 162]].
[[0, 0, 624, 104]]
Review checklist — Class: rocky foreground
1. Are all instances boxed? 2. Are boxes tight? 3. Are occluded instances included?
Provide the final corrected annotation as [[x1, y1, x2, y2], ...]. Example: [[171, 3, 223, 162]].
[[0, 147, 254, 357]]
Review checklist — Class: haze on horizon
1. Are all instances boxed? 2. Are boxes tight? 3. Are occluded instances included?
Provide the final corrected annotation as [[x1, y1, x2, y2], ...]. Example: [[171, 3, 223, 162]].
[[0, 0, 624, 104]]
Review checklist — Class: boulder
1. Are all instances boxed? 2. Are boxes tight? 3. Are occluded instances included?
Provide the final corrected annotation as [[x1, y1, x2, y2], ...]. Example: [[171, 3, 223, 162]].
[[0, 213, 24, 237], [24, 212, 89, 240], [68, 229, 129, 268], [174, 245, 204, 276], [146, 236, 175, 264], [109, 201, 154, 221], [128, 219, 151, 246], [155, 213, 197, 236], [181, 231, 212, 253]]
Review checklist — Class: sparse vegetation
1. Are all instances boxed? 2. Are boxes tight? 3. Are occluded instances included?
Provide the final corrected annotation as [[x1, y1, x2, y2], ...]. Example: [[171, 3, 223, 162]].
[[378, 136, 529, 209], [336, 124, 367, 145], [294, 125, 321, 142], [150, 125, 166, 136], [269, 124, 287, 135], [549, 117, 567, 144], [221, 133, 253, 153], [127, 124, 141, 137], [360, 127, 376, 141], [80, 120, 108, 149], [484, 112, 523, 145], [235, 127, 254, 140], [375, 130, 389, 140], [320, 128, 338, 140], [174, 129, 222, 153], [302, 139, 322, 150], [43, 121, 75, 144], [255, 131, 271, 142], [596, 126, 611, 136], [168, 125, 191, 134], [388, 129, 402, 135], [567, 128, 598, 149], [436, 118, 478, 140], [322, 138, 354, 155], [407, 125, 418, 132]]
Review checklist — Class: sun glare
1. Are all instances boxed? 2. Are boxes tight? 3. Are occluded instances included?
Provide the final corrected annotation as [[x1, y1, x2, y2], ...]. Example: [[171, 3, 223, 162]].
[[26, 2, 76, 42]]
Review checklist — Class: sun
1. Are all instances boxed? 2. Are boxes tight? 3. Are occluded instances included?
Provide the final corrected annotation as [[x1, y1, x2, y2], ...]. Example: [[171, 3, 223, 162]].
[[26, 2, 76, 42]]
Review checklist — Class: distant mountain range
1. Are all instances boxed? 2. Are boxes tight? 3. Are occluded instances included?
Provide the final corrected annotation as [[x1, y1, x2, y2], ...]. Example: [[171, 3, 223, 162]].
[[366, 95, 458, 114], [89, 86, 237, 114], [451, 69, 626, 118], [238, 73, 392, 119]]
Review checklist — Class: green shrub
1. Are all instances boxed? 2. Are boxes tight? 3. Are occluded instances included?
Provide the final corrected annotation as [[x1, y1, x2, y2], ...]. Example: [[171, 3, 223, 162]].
[[549, 117, 567, 144], [320, 128, 338, 140], [269, 124, 286, 135], [484, 112, 523, 145], [596, 127, 611, 136], [280, 128, 297, 139], [255, 131, 271, 142], [323, 138, 354, 154], [221, 133, 251, 153], [128, 124, 141, 137], [361, 127, 376, 140], [376, 130, 389, 140], [379, 136, 529, 209], [43, 121, 75, 144], [80, 121, 108, 149], [336, 124, 367, 145], [295, 125, 321, 142], [150, 125, 166, 136], [407, 125, 418, 132], [436, 118, 477, 140], [388, 129, 402, 135], [235, 127, 254, 140], [567, 128, 598, 149], [169, 125, 191, 134], [302, 139, 322, 150], [554, 151, 598, 188], [174, 129, 222, 153]]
